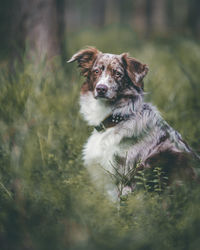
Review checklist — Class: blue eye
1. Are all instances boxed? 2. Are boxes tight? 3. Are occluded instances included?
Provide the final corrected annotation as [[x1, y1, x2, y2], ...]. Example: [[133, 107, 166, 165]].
[[94, 69, 99, 74]]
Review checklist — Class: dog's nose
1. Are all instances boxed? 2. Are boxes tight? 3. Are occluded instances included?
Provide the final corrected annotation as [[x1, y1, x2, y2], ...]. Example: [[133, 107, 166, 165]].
[[96, 84, 108, 95]]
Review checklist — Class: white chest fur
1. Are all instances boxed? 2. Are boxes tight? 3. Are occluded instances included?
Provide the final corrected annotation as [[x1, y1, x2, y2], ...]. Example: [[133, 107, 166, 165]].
[[80, 92, 123, 172], [80, 92, 112, 126], [83, 128, 122, 173], [82, 127, 123, 202]]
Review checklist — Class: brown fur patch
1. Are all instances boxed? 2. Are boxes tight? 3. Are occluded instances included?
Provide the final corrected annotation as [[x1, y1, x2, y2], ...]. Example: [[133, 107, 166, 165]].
[[68, 47, 100, 77], [145, 150, 197, 182], [122, 53, 149, 90], [81, 81, 92, 94]]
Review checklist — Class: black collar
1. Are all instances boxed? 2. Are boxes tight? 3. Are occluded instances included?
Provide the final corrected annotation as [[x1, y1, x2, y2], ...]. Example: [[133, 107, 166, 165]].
[[94, 114, 130, 132]]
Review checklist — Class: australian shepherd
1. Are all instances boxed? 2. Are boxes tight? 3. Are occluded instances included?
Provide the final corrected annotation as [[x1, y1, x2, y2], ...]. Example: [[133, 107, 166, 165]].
[[68, 47, 198, 201]]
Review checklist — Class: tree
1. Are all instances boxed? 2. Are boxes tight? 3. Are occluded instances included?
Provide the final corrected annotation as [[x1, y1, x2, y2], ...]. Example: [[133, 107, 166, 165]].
[[92, 0, 106, 28], [20, 0, 59, 59], [188, 0, 200, 37], [151, 0, 167, 34], [132, 0, 147, 33], [7, 0, 67, 63]]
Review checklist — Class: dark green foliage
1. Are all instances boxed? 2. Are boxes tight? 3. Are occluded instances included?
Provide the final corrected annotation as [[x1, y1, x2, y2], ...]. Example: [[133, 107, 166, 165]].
[[0, 29, 200, 249]]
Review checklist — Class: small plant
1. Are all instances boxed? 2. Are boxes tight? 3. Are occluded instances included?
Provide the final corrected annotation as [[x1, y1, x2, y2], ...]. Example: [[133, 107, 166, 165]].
[[151, 167, 168, 194], [134, 166, 169, 194], [103, 155, 169, 204]]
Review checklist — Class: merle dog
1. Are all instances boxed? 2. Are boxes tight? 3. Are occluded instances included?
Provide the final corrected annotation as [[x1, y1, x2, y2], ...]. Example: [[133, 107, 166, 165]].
[[68, 47, 199, 201]]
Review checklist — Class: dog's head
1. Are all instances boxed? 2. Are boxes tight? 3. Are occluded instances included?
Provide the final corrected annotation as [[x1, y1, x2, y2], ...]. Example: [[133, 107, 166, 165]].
[[68, 47, 148, 101]]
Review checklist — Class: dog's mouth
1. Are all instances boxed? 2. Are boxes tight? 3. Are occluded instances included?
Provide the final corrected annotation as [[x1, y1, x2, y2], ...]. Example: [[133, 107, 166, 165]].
[[95, 93, 108, 98], [94, 94, 117, 103], [95, 95, 109, 100]]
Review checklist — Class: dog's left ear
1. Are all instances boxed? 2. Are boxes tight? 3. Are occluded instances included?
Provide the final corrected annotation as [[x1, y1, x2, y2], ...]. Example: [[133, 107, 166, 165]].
[[122, 53, 149, 90], [67, 47, 100, 77]]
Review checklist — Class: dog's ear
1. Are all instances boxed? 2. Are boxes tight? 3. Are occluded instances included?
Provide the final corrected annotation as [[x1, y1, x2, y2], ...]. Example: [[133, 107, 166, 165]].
[[121, 53, 149, 90], [67, 47, 100, 77]]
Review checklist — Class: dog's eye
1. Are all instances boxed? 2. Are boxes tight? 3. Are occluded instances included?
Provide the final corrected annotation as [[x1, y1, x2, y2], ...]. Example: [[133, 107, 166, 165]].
[[115, 71, 122, 77], [94, 69, 99, 74]]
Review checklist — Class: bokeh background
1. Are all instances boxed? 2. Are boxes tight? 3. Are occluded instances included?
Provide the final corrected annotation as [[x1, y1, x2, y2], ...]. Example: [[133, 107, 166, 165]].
[[0, 1, 200, 249]]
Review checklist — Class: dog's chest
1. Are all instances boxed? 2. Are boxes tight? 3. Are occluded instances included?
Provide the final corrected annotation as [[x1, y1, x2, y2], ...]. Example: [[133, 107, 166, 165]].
[[83, 128, 123, 173]]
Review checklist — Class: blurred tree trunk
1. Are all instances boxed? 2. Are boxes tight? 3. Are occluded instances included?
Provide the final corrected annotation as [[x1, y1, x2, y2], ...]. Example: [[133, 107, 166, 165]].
[[150, 0, 167, 34], [118, 0, 132, 25], [146, 0, 153, 36], [171, 0, 188, 34], [10, 0, 67, 63], [132, 0, 147, 33], [132, 0, 168, 36], [92, 0, 106, 28], [188, 0, 200, 38], [22, 0, 60, 60], [166, 0, 174, 31], [56, 0, 68, 66], [105, 0, 120, 26]]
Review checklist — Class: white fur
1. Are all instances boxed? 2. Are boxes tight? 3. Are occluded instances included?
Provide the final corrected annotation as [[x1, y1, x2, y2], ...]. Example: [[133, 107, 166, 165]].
[[80, 93, 123, 173], [80, 92, 112, 126]]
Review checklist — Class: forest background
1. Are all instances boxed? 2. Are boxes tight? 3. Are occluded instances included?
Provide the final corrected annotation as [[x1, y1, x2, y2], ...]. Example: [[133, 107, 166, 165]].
[[0, 1, 200, 249]]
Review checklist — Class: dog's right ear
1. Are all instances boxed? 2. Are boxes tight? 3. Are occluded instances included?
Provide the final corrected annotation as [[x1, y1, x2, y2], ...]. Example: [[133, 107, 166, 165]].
[[67, 47, 100, 77]]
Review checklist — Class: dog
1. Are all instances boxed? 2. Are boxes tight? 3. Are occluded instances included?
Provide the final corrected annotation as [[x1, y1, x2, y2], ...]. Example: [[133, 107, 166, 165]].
[[68, 47, 198, 201]]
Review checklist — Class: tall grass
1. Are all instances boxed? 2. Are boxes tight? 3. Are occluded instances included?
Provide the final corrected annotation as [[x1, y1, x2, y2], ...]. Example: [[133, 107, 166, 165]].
[[0, 28, 200, 249]]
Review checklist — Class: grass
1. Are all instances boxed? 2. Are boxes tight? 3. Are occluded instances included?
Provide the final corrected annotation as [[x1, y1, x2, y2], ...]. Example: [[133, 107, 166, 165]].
[[0, 28, 200, 249]]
